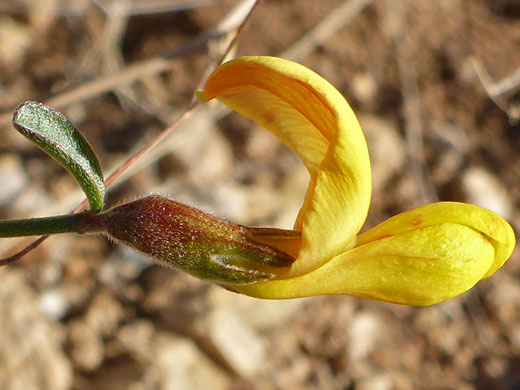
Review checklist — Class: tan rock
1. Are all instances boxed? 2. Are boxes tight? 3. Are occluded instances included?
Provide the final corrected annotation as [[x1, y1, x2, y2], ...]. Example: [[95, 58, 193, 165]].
[[208, 287, 305, 331], [461, 167, 512, 219], [153, 333, 229, 390], [0, 155, 28, 206], [207, 302, 268, 377], [0, 269, 72, 390], [0, 17, 33, 66], [68, 319, 105, 371], [359, 115, 405, 192]]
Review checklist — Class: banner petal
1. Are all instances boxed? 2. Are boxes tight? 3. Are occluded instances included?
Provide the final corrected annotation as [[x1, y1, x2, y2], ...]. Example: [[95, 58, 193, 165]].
[[198, 56, 371, 276]]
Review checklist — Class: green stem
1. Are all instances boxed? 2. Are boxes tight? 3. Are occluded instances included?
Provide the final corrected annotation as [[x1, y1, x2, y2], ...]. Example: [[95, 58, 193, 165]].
[[0, 212, 104, 238]]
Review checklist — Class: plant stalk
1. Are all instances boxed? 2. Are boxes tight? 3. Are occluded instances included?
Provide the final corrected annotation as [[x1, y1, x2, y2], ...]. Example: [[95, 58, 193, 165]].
[[0, 212, 104, 238]]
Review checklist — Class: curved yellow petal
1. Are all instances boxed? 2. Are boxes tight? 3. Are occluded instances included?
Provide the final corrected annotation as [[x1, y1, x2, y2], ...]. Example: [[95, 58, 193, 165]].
[[356, 202, 515, 278], [197, 56, 371, 276], [235, 223, 496, 306]]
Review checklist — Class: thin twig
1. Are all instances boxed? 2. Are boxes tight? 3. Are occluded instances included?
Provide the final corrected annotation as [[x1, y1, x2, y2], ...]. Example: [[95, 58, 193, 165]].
[[217, 0, 261, 64], [471, 57, 520, 122], [0, 0, 263, 266], [488, 66, 520, 97], [0, 236, 48, 265]]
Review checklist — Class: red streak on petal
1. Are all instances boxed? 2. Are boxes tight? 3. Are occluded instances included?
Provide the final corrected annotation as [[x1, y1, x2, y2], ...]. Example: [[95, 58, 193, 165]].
[[412, 216, 423, 227]]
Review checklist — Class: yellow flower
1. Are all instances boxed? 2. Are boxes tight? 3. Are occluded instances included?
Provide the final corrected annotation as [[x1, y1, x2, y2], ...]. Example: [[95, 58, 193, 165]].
[[196, 56, 516, 306]]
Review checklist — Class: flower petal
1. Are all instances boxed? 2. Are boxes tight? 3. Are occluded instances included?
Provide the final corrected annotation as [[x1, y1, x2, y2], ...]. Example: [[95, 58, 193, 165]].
[[356, 202, 516, 278], [197, 56, 371, 276], [235, 222, 496, 305]]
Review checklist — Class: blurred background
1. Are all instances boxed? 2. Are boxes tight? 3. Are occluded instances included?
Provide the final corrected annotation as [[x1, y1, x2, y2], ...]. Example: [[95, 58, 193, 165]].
[[0, 0, 519, 389]]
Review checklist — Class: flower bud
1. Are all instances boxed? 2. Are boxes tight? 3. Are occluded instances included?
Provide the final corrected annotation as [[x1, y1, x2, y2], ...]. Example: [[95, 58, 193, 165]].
[[98, 195, 297, 284]]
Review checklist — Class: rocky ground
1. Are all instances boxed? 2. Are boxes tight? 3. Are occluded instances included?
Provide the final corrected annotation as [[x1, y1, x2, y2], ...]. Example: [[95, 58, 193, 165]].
[[0, 1, 519, 389]]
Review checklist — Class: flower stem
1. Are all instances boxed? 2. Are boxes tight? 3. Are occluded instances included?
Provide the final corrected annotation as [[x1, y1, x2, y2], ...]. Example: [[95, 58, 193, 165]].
[[0, 212, 103, 238]]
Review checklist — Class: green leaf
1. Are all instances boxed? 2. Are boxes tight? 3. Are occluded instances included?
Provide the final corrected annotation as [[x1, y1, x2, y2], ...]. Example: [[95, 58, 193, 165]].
[[12, 101, 105, 213]]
